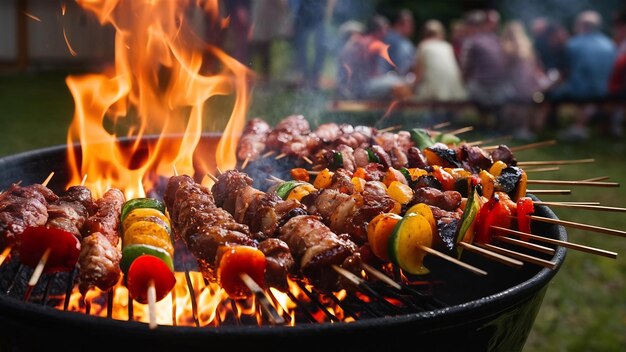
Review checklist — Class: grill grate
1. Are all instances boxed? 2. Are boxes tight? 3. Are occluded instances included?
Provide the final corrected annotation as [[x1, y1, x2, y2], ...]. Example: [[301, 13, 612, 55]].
[[0, 249, 443, 327]]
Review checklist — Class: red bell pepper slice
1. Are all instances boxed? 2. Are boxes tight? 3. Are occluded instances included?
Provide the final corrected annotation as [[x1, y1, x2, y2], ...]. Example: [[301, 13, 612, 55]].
[[474, 197, 512, 244], [431, 167, 455, 191], [127, 255, 176, 304], [217, 246, 266, 299], [17, 226, 80, 274], [516, 197, 535, 241]]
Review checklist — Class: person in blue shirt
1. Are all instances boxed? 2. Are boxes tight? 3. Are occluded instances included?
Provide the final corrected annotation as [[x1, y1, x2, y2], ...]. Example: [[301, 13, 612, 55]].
[[379, 9, 416, 76], [547, 10, 617, 140]]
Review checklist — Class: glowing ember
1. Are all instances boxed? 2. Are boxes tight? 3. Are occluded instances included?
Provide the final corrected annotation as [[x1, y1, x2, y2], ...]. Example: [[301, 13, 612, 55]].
[[66, 0, 250, 198]]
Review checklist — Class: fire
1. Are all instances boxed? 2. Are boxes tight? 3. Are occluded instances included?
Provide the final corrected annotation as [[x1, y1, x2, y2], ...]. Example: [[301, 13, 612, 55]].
[[368, 40, 395, 69], [58, 274, 354, 326], [66, 0, 250, 198]]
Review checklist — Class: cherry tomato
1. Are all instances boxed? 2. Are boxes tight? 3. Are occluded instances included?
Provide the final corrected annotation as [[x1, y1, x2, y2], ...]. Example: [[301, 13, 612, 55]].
[[127, 254, 176, 304], [474, 197, 512, 244], [17, 227, 80, 273], [516, 197, 535, 241], [217, 246, 266, 299]]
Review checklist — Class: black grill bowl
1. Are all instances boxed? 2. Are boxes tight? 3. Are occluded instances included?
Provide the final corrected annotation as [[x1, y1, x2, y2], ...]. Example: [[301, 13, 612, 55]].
[[0, 136, 567, 352]]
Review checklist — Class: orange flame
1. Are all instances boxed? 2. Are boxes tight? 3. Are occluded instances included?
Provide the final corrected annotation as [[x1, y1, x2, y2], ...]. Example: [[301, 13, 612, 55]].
[[66, 0, 250, 198], [368, 40, 396, 69]]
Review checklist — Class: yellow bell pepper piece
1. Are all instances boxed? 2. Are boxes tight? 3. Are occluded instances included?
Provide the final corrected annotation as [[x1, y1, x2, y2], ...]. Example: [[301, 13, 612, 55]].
[[489, 161, 507, 177], [405, 203, 436, 234], [351, 177, 366, 193], [287, 183, 316, 202], [387, 181, 413, 204], [367, 213, 402, 261], [479, 170, 496, 199], [122, 208, 170, 233], [313, 168, 333, 189], [124, 221, 174, 257], [513, 169, 528, 201]]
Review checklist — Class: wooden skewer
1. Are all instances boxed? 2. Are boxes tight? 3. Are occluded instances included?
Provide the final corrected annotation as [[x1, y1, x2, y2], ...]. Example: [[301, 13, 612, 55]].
[[431, 121, 451, 130], [477, 243, 557, 269], [80, 174, 88, 187], [239, 273, 285, 325], [419, 245, 487, 276], [545, 201, 600, 205], [530, 215, 626, 238], [302, 156, 313, 165], [580, 176, 610, 182], [41, 171, 55, 187], [527, 180, 619, 187], [269, 175, 285, 183], [446, 126, 474, 136], [492, 226, 617, 259], [207, 173, 218, 182], [172, 165, 178, 176], [361, 263, 401, 290], [262, 150, 276, 158], [216, 167, 223, 176], [494, 236, 555, 255], [509, 139, 557, 152], [378, 124, 403, 133], [147, 280, 157, 329], [0, 245, 12, 267], [275, 153, 287, 160], [241, 157, 250, 170], [458, 242, 524, 268], [24, 247, 52, 301], [517, 158, 595, 166], [523, 166, 560, 173], [308, 170, 320, 175], [526, 189, 571, 195], [332, 264, 364, 286], [533, 201, 626, 213]]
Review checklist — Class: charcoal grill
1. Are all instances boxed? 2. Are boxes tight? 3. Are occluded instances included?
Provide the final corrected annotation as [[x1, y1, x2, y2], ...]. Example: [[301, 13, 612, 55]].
[[0, 134, 567, 351]]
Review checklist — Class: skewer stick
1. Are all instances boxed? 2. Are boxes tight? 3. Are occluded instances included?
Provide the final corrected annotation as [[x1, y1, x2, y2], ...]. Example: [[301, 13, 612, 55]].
[[526, 189, 571, 195], [533, 201, 626, 213], [147, 279, 157, 329], [239, 273, 285, 325], [477, 243, 557, 269], [492, 226, 618, 259], [275, 153, 287, 160], [517, 158, 595, 166], [580, 176, 610, 182], [547, 201, 599, 205], [527, 180, 619, 187], [523, 167, 560, 173], [418, 245, 487, 276], [378, 124, 403, 133], [494, 236, 555, 255], [269, 175, 285, 183], [445, 126, 474, 136], [216, 167, 223, 176], [80, 174, 88, 187], [41, 171, 55, 187], [27, 248, 51, 288], [332, 264, 364, 286], [262, 150, 276, 158], [361, 263, 401, 290], [529, 215, 626, 238], [241, 157, 250, 170], [207, 173, 218, 183], [302, 156, 313, 165], [308, 170, 320, 175], [458, 242, 524, 268], [0, 245, 12, 266], [466, 134, 513, 146], [431, 121, 451, 130], [509, 140, 557, 152], [172, 165, 178, 176]]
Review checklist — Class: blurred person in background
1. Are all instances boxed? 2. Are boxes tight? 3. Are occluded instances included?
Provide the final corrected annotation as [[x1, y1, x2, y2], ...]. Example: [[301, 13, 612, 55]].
[[224, 0, 252, 65], [500, 20, 548, 141], [546, 10, 617, 140], [607, 7, 626, 138], [379, 9, 417, 76], [413, 19, 466, 102], [290, 0, 336, 89], [459, 9, 507, 129], [250, 0, 289, 83], [450, 19, 468, 63], [336, 15, 389, 100]]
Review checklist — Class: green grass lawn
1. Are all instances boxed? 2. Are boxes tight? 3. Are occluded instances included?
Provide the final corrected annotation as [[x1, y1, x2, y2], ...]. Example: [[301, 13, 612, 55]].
[[0, 71, 625, 350]]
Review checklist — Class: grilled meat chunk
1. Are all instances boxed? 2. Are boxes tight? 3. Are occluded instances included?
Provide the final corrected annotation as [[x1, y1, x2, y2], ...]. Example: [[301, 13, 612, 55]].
[[411, 187, 462, 211], [78, 232, 122, 294], [237, 118, 271, 161]]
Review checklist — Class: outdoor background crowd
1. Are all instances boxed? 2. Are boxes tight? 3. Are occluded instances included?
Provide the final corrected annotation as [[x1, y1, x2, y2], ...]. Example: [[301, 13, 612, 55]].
[[218, 0, 626, 141]]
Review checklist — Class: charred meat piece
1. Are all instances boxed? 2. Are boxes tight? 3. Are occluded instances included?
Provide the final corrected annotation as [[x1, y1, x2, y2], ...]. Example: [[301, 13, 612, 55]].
[[414, 175, 443, 190], [265, 115, 310, 151], [77, 232, 122, 294], [82, 188, 124, 246], [407, 147, 429, 169], [77, 188, 125, 295], [0, 183, 58, 249], [258, 238, 295, 289], [369, 145, 391, 169], [165, 175, 256, 282], [411, 187, 462, 211], [237, 118, 271, 161], [457, 144, 493, 172], [490, 145, 517, 166], [46, 186, 96, 239], [389, 146, 409, 169], [279, 215, 358, 290]]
